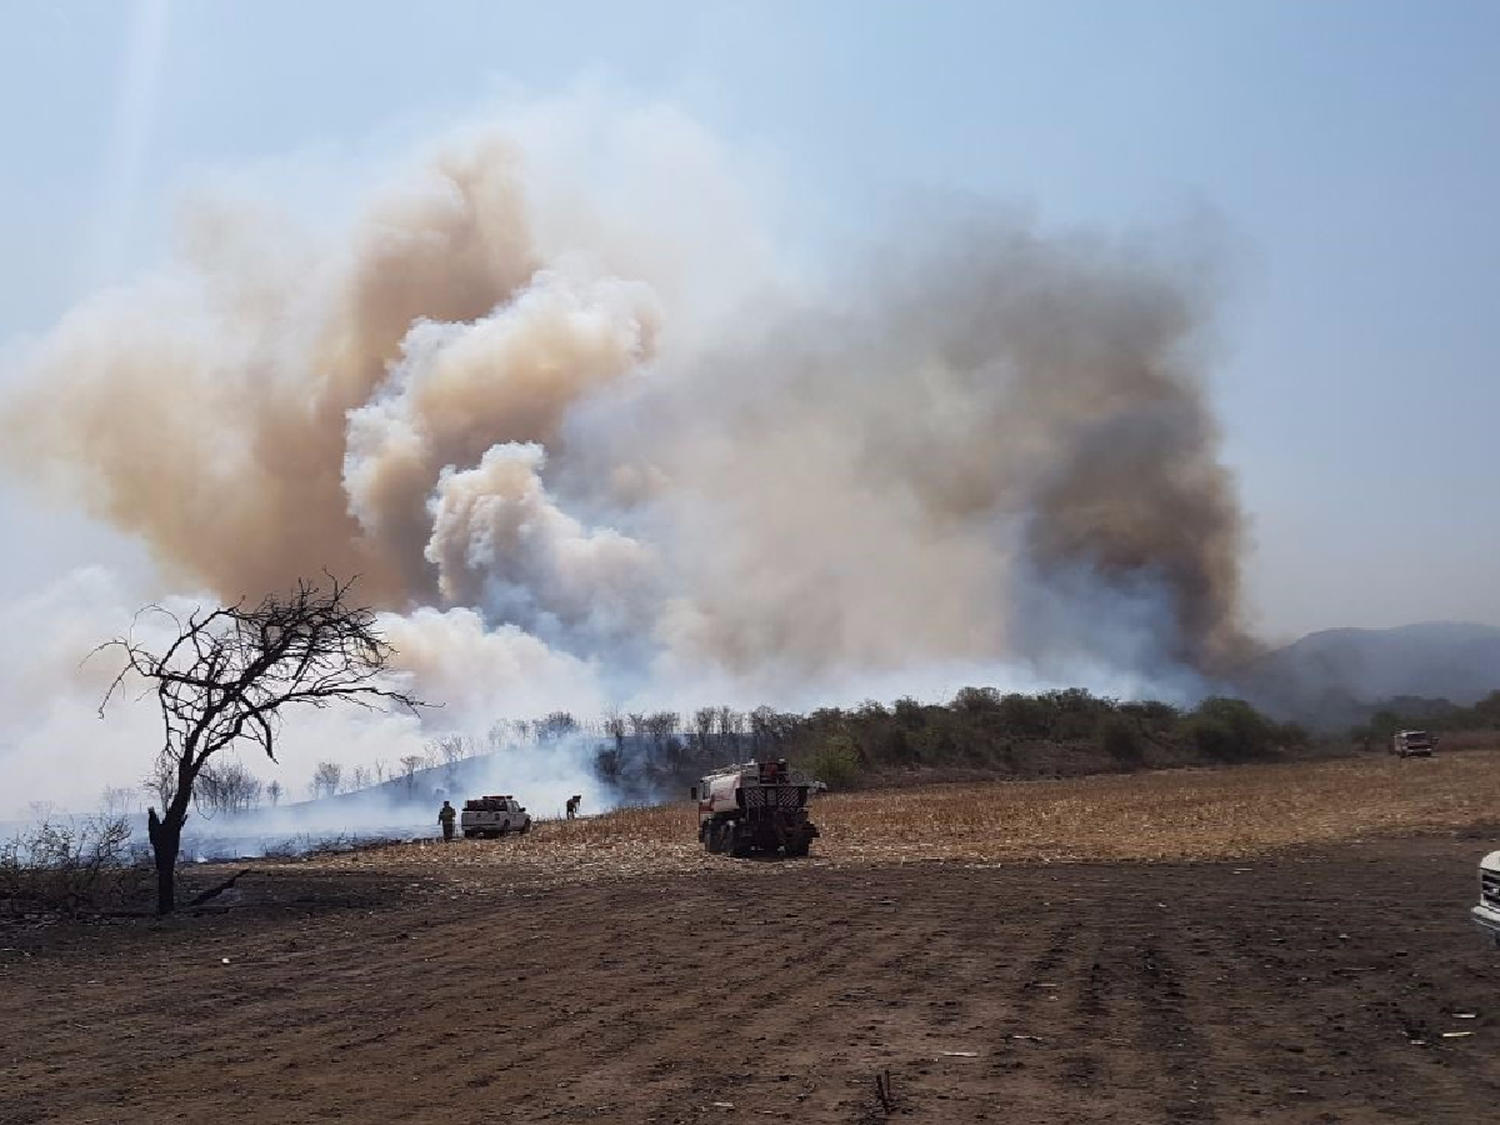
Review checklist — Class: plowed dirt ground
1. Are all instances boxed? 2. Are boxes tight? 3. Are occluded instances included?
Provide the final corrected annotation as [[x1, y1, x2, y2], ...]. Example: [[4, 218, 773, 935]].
[[5, 765, 1500, 1123]]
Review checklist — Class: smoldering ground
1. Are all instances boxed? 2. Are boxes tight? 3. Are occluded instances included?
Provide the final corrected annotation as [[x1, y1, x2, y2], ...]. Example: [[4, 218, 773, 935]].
[[0, 97, 1257, 814]]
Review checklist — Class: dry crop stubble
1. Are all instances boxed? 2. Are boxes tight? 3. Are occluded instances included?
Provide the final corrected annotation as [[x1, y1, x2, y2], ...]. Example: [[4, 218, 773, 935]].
[[310, 746, 1500, 885]]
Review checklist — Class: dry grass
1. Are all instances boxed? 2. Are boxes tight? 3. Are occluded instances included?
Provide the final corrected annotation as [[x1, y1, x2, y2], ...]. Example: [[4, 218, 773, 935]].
[[821, 748, 1500, 864], [310, 747, 1500, 886]]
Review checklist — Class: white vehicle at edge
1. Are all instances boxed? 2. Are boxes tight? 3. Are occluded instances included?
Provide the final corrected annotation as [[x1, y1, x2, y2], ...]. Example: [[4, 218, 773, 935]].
[[1472, 850, 1500, 947], [460, 795, 531, 839], [1391, 729, 1436, 758]]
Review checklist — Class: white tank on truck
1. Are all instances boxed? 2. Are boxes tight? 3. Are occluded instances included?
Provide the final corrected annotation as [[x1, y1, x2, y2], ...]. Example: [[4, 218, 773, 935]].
[[692, 758, 820, 857]]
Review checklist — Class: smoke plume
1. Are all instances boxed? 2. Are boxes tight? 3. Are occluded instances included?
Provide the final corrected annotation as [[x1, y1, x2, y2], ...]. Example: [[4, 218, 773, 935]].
[[0, 101, 1253, 798]]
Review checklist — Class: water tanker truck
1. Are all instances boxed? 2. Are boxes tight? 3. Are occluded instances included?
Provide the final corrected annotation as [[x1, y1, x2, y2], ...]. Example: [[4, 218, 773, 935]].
[[692, 758, 820, 857]]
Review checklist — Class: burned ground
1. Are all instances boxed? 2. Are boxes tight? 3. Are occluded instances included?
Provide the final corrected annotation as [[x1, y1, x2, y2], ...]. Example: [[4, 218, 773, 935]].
[[3, 834, 1500, 1123]]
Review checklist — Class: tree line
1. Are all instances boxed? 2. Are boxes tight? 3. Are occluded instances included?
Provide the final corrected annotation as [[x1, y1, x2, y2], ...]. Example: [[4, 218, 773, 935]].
[[591, 689, 1315, 799], [1350, 689, 1500, 747]]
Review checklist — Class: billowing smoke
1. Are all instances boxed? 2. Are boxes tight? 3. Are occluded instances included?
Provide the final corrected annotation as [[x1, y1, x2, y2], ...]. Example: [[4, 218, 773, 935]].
[[0, 99, 1253, 810], [617, 218, 1250, 685]]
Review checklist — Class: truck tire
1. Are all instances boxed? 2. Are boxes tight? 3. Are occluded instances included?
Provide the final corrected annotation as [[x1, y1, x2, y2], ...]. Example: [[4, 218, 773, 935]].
[[518, 819, 531, 835], [785, 838, 810, 858]]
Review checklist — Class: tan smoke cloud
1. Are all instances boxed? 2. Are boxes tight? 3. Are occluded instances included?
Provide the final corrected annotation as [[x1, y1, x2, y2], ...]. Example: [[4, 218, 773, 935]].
[[0, 105, 1253, 708], [3, 134, 542, 605], [344, 267, 659, 602]]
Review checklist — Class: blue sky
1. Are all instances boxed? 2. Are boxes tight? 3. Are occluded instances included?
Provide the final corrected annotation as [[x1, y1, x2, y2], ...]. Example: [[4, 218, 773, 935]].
[[2, 0, 1497, 639]]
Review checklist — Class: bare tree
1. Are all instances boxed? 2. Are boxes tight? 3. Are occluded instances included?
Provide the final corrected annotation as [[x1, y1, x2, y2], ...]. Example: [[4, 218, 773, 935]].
[[266, 779, 284, 807], [309, 760, 343, 800], [693, 707, 716, 755], [535, 712, 578, 742], [433, 735, 469, 790], [100, 786, 138, 818], [142, 756, 174, 814], [486, 720, 510, 755], [398, 754, 425, 795], [646, 711, 679, 751], [716, 706, 744, 748], [750, 705, 782, 754], [198, 759, 263, 814], [350, 765, 372, 792], [95, 576, 422, 914], [436, 735, 467, 766]]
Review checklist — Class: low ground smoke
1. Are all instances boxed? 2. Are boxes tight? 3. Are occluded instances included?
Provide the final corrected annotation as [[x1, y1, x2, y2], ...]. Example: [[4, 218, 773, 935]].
[[0, 99, 1254, 813], [177, 732, 599, 860]]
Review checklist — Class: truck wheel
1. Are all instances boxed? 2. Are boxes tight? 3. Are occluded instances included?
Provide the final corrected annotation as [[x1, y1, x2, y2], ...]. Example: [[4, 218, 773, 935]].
[[518, 819, 531, 835], [785, 839, 810, 858]]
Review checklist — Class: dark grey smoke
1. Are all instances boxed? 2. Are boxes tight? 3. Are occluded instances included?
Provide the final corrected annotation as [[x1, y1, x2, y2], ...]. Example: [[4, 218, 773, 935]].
[[618, 214, 1254, 684]]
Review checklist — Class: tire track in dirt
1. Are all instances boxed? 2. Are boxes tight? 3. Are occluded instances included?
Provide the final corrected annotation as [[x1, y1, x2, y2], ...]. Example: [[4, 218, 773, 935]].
[[556, 887, 922, 1120], [1181, 867, 1488, 1122], [1132, 939, 1221, 1122]]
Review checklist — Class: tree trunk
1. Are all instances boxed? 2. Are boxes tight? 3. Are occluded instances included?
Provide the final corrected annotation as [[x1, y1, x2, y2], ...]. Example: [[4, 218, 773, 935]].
[[147, 807, 183, 915]]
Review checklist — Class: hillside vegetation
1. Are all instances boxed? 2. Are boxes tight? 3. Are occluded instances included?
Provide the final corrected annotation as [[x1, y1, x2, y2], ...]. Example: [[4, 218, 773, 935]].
[[1350, 690, 1500, 745], [595, 688, 1319, 800]]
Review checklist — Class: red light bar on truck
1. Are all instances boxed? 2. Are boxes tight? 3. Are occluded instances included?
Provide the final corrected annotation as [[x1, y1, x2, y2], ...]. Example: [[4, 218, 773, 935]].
[[757, 760, 788, 782]]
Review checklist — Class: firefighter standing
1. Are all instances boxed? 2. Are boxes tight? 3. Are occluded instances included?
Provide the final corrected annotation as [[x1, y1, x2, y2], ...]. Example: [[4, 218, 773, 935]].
[[566, 794, 581, 820], [438, 799, 456, 842]]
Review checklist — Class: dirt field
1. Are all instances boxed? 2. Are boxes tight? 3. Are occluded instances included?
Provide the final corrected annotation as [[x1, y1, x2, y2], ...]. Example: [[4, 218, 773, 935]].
[[5, 754, 1500, 1123]]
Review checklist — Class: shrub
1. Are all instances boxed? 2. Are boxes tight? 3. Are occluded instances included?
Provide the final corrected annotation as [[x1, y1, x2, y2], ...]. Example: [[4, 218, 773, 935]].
[[1275, 721, 1310, 748], [892, 697, 927, 730], [0, 815, 148, 916], [1185, 697, 1276, 762], [1120, 699, 1180, 726], [951, 686, 1001, 714], [1099, 716, 1145, 764], [807, 735, 863, 789], [996, 693, 1053, 738]]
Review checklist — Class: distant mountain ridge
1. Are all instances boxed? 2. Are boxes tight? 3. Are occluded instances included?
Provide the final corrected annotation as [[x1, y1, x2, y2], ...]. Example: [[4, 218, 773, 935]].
[[1243, 620, 1500, 728]]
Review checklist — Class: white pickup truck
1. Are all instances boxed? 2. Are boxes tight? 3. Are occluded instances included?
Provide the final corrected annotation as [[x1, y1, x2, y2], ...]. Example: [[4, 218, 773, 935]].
[[460, 795, 531, 839], [1391, 729, 1436, 758], [1473, 851, 1500, 948]]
